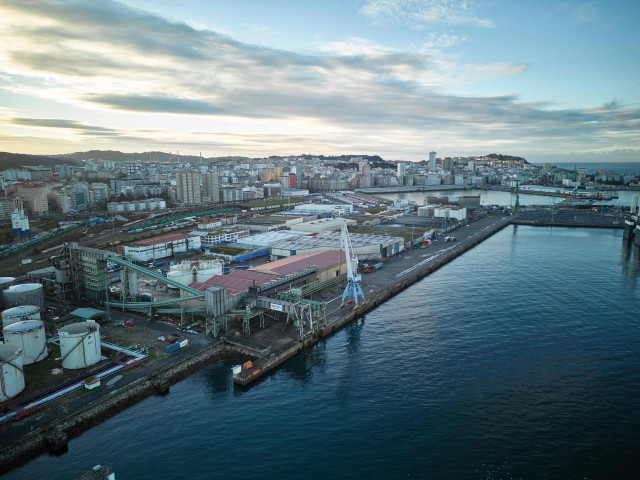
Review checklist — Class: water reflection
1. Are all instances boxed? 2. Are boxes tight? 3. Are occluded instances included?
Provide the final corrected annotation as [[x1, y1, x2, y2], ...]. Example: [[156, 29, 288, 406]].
[[205, 359, 234, 397], [278, 340, 327, 384], [620, 242, 640, 294], [337, 317, 365, 410]]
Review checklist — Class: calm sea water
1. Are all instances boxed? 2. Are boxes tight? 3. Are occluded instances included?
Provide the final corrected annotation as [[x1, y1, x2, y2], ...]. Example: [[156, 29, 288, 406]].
[[543, 162, 640, 175], [7, 226, 640, 480]]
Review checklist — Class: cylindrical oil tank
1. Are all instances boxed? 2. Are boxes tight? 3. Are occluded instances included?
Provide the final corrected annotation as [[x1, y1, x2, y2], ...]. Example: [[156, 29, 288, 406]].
[[0, 343, 25, 402], [58, 321, 101, 369], [2, 305, 41, 328], [0, 277, 16, 309], [2, 283, 44, 310], [195, 268, 218, 283], [126, 203, 136, 212], [200, 260, 223, 276], [166, 270, 194, 289], [3, 320, 48, 365], [147, 200, 158, 210]]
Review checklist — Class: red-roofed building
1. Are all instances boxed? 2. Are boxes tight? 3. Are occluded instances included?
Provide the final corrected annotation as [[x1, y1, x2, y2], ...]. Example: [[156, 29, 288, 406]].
[[124, 233, 201, 262], [190, 269, 279, 295], [251, 250, 346, 283], [190, 250, 347, 296]]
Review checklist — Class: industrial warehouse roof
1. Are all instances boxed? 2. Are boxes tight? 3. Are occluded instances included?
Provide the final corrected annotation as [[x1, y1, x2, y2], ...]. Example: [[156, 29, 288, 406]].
[[131, 233, 197, 247], [231, 230, 310, 248], [190, 269, 279, 295], [70, 307, 106, 320], [251, 250, 345, 276], [271, 231, 402, 250]]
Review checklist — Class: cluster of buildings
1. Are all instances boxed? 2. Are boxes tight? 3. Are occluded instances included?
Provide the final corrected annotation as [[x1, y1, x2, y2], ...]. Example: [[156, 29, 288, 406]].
[[1, 152, 637, 244]]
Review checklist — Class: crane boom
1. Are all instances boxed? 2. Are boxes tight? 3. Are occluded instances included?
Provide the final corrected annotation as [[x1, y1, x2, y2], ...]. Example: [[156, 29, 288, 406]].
[[340, 219, 365, 308]]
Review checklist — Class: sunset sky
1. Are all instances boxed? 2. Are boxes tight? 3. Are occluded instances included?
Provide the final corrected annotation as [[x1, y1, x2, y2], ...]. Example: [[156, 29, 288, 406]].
[[1, 0, 638, 162]]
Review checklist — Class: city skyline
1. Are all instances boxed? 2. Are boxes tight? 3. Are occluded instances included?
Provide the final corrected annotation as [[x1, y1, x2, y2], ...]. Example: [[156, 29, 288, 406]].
[[1, 0, 639, 163]]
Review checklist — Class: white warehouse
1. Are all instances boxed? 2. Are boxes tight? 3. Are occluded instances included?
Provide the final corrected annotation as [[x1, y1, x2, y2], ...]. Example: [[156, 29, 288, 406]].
[[270, 231, 404, 261], [293, 203, 353, 217], [123, 233, 201, 262], [418, 205, 467, 221]]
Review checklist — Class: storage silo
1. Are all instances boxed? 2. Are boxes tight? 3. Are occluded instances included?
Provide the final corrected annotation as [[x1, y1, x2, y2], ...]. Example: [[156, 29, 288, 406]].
[[54, 258, 71, 284], [2, 305, 41, 327], [120, 270, 139, 296], [3, 320, 48, 365], [166, 270, 194, 289], [2, 283, 44, 310], [58, 321, 102, 369], [0, 343, 25, 402]]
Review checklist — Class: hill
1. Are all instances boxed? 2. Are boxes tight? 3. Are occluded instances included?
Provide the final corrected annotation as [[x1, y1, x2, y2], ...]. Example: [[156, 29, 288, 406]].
[[0, 151, 76, 169]]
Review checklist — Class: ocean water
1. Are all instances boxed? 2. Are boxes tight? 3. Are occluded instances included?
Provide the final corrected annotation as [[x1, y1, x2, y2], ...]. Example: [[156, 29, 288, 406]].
[[6, 226, 640, 480], [546, 162, 640, 175]]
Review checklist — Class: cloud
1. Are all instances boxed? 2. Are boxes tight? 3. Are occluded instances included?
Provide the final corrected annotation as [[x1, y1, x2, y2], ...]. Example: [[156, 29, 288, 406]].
[[360, 0, 493, 28], [11, 117, 118, 132], [85, 95, 229, 115], [0, 0, 637, 161], [571, 2, 598, 23]]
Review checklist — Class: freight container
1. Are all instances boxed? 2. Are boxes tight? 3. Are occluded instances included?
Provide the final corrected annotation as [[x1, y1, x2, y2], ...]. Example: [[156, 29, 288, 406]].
[[232, 365, 242, 375], [179, 339, 189, 348], [165, 342, 180, 353], [243, 360, 253, 370]]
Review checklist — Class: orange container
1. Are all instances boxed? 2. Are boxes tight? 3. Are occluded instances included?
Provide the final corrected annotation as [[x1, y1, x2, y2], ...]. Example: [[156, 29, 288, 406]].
[[243, 361, 253, 370], [252, 369, 262, 376]]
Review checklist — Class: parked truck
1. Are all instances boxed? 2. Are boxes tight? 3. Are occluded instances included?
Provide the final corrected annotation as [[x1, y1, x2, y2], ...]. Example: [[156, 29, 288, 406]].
[[363, 262, 384, 274]]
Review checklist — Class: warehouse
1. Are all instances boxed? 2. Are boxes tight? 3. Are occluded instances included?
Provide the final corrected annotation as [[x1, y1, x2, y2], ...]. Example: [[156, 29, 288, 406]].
[[293, 217, 356, 233], [123, 233, 201, 263], [251, 250, 347, 283], [418, 205, 467, 221], [270, 231, 404, 261], [293, 203, 353, 217]]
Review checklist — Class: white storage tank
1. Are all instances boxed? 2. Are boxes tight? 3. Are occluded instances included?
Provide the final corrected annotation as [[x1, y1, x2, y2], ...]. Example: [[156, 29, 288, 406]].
[[195, 268, 219, 283], [2, 283, 44, 310], [0, 343, 25, 402], [59, 321, 102, 369], [0, 277, 16, 309], [0, 277, 15, 291], [166, 270, 194, 289], [3, 320, 48, 365], [2, 305, 41, 328]]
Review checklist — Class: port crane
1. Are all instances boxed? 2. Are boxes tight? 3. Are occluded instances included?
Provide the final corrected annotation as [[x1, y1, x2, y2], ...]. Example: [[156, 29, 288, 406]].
[[340, 218, 365, 309]]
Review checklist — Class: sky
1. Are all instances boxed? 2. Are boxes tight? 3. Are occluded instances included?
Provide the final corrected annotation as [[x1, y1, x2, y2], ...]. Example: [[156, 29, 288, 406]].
[[0, 0, 639, 163]]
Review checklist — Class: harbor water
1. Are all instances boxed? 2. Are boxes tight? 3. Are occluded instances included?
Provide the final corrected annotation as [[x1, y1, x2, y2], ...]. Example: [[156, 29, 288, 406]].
[[7, 226, 640, 479]]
